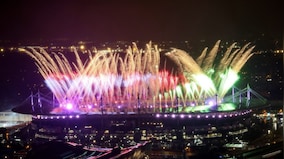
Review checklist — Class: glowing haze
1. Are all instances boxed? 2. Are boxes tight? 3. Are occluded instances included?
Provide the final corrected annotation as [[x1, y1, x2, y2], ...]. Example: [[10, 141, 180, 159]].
[[23, 40, 254, 114]]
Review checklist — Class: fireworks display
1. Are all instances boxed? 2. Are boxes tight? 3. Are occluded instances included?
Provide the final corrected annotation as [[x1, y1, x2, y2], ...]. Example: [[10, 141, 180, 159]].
[[166, 40, 254, 104], [23, 41, 254, 114]]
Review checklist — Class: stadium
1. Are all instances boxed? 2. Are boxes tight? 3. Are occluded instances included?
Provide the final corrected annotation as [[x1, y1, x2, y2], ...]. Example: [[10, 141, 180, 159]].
[[11, 41, 268, 158]]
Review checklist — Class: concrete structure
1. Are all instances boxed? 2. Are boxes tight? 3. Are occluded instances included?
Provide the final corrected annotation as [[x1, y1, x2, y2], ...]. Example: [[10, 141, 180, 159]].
[[0, 110, 32, 128]]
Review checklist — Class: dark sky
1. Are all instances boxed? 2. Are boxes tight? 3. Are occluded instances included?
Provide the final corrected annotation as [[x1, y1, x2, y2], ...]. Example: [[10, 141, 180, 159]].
[[0, 0, 282, 42]]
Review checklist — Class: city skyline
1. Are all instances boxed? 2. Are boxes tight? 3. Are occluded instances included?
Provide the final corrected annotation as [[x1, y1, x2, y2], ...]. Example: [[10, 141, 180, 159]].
[[0, 0, 282, 42]]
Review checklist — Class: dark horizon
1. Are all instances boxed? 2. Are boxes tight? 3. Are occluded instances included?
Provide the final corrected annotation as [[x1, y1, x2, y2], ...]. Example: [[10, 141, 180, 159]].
[[0, 0, 282, 42]]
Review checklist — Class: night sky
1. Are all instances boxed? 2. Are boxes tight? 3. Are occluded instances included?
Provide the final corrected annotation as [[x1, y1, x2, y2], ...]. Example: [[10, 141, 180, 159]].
[[0, 0, 282, 42], [0, 0, 283, 110]]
